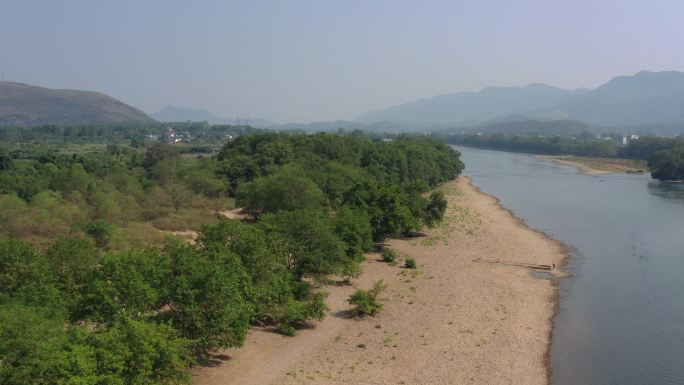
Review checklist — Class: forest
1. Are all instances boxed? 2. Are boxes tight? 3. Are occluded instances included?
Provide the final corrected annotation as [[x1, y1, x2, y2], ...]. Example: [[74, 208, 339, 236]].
[[0, 131, 463, 384], [0, 122, 261, 147]]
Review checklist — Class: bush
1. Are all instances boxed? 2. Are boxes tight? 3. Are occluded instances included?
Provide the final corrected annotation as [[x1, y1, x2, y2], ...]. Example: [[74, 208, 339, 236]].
[[273, 292, 328, 336], [277, 325, 297, 337], [404, 258, 417, 269], [424, 191, 448, 227], [382, 249, 397, 263], [348, 280, 386, 317], [85, 220, 113, 248]]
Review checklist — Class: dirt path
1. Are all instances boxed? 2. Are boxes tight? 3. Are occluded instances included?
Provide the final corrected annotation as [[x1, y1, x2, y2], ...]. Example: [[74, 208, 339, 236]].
[[193, 177, 566, 385]]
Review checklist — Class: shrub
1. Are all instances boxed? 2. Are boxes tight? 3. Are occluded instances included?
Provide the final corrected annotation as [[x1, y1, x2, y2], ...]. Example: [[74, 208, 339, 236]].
[[85, 220, 113, 248], [382, 248, 397, 263], [273, 292, 328, 336], [404, 258, 417, 269], [348, 280, 386, 317], [277, 325, 296, 337]]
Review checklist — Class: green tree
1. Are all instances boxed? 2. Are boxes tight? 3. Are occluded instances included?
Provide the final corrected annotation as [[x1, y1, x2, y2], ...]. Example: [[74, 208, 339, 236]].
[[334, 205, 373, 275], [649, 146, 684, 181], [0, 303, 73, 385], [143, 143, 180, 171], [88, 318, 192, 385], [423, 190, 448, 227], [258, 209, 350, 280], [0, 238, 44, 296], [348, 280, 386, 317], [79, 249, 169, 323], [236, 169, 327, 217], [343, 180, 417, 240], [45, 237, 99, 303], [197, 220, 294, 319], [161, 245, 253, 353]]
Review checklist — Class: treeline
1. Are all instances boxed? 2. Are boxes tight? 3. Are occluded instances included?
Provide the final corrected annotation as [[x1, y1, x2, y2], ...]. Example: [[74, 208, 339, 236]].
[[0, 133, 463, 384], [444, 133, 684, 160], [443, 133, 684, 181], [218, 133, 464, 239], [443, 133, 620, 157], [0, 122, 260, 146]]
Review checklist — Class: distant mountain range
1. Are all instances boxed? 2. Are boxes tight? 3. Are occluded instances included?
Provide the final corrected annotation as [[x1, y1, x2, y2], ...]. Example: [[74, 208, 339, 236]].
[[151, 105, 275, 127], [357, 71, 684, 130], [0, 82, 154, 126], [467, 118, 591, 136], [151, 105, 229, 124], [4, 70, 684, 134], [268, 120, 411, 133]]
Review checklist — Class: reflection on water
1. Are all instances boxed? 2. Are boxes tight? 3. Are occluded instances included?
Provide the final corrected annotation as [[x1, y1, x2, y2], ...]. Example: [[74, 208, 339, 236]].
[[648, 181, 684, 199], [456, 146, 684, 385]]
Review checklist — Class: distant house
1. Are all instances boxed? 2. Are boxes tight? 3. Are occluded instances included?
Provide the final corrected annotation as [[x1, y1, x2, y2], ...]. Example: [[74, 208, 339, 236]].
[[622, 134, 640, 145]]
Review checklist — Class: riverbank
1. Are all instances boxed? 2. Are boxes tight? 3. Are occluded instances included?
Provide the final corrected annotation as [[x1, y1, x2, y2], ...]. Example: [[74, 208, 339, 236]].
[[537, 155, 647, 175], [193, 177, 566, 385]]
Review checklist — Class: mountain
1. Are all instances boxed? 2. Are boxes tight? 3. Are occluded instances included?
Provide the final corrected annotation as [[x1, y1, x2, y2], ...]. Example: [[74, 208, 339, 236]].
[[468, 119, 591, 136], [270, 120, 410, 133], [356, 71, 684, 130], [535, 71, 684, 126], [151, 105, 276, 127], [151, 105, 229, 124], [0, 82, 154, 126], [357, 83, 584, 126]]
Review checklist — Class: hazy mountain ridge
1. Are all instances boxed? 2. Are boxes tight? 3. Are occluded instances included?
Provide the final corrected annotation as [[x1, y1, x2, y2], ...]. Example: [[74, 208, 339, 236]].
[[268, 119, 411, 133], [151, 105, 276, 128], [357, 71, 684, 129], [534, 71, 684, 126], [357, 83, 584, 126], [0, 82, 155, 126], [467, 119, 591, 136], [151, 105, 230, 124]]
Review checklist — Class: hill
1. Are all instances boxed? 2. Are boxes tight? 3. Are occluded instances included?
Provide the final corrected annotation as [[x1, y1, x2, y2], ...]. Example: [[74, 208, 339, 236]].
[[535, 71, 684, 126], [270, 119, 410, 133], [357, 71, 684, 131], [468, 118, 591, 136], [0, 82, 155, 126], [357, 83, 583, 126], [151, 105, 230, 124], [151, 105, 276, 128]]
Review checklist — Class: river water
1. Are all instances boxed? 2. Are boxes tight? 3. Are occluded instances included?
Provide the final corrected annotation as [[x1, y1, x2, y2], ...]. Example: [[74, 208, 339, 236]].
[[456, 146, 684, 385]]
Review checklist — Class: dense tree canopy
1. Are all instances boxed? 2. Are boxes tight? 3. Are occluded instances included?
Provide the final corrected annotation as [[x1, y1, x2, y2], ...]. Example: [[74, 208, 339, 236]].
[[0, 130, 463, 384], [648, 146, 684, 181]]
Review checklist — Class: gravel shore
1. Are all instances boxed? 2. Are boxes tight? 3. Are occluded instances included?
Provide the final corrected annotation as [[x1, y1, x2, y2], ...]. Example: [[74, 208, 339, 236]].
[[194, 177, 566, 385]]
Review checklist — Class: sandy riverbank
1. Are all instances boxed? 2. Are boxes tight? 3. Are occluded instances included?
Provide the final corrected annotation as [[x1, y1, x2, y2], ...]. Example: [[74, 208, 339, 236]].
[[536, 155, 609, 175], [193, 176, 566, 385], [536, 155, 647, 176]]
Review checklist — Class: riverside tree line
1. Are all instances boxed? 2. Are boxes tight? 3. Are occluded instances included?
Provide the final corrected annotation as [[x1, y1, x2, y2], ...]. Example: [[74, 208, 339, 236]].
[[443, 133, 684, 180], [0, 132, 463, 384]]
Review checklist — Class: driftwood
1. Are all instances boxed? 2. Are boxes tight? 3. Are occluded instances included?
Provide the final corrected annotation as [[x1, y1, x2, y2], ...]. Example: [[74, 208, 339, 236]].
[[472, 257, 552, 271]]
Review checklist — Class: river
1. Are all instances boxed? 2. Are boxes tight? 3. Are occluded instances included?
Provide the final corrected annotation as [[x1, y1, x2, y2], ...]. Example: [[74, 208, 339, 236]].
[[456, 146, 684, 385]]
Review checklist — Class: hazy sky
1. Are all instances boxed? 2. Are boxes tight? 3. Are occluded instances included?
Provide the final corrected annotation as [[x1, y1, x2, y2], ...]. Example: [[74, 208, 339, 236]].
[[3, 0, 684, 122]]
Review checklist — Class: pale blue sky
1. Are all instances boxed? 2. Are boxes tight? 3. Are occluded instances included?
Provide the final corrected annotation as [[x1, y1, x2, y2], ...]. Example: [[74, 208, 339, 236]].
[[2, 0, 683, 122]]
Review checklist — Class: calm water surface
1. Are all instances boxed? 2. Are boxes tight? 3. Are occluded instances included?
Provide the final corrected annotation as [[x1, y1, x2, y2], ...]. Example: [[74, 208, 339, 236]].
[[456, 146, 684, 385]]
